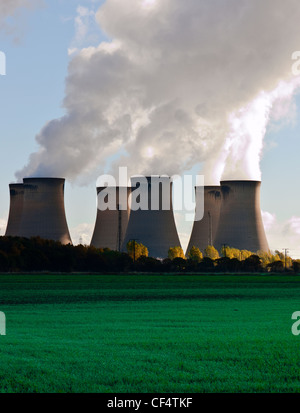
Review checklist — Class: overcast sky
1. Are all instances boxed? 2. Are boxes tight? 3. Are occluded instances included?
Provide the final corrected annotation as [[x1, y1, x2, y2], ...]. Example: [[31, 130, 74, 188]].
[[1, 0, 300, 257]]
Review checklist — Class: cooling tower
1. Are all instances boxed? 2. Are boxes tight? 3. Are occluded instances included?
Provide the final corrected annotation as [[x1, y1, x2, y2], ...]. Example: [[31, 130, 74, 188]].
[[18, 177, 72, 245], [214, 180, 269, 253], [122, 176, 181, 258], [186, 185, 221, 255], [5, 183, 24, 236], [90, 186, 131, 250]]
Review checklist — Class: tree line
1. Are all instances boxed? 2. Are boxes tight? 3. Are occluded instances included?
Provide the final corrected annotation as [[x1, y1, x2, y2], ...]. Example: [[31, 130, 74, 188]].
[[0, 236, 299, 273], [166, 244, 298, 273]]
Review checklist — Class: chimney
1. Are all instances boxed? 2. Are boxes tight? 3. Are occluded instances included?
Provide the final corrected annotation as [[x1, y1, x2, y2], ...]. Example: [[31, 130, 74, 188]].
[[122, 176, 181, 258], [90, 186, 131, 251], [18, 177, 72, 245], [214, 180, 269, 253], [5, 183, 24, 236], [186, 185, 221, 255]]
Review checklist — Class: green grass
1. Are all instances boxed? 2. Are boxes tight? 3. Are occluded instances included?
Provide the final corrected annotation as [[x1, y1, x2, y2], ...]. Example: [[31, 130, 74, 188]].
[[0, 273, 300, 392]]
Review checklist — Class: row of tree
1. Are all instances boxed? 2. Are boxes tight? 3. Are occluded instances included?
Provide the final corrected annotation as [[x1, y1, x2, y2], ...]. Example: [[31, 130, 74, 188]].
[[0, 236, 298, 273], [169, 244, 294, 269], [127, 240, 299, 273]]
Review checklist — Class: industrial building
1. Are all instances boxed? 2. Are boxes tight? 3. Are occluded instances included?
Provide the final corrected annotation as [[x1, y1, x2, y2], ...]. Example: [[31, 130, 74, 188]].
[[5, 183, 24, 237], [4, 175, 270, 256], [14, 177, 72, 245], [90, 186, 131, 250], [122, 176, 181, 258], [214, 180, 269, 253], [186, 185, 221, 255]]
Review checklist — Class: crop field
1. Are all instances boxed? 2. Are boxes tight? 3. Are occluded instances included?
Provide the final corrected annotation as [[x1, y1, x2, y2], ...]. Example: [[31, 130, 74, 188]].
[[0, 273, 300, 393]]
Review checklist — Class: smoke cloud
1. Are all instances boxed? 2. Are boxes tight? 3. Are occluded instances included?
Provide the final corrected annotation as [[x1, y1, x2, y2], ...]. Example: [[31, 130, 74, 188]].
[[17, 0, 300, 184], [0, 0, 36, 18], [0, 0, 42, 38]]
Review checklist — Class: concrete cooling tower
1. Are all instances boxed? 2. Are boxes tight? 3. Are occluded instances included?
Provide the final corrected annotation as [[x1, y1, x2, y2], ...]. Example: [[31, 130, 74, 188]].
[[186, 185, 221, 255], [214, 180, 269, 253], [5, 183, 24, 236], [18, 177, 72, 245], [90, 186, 131, 250], [122, 176, 181, 259]]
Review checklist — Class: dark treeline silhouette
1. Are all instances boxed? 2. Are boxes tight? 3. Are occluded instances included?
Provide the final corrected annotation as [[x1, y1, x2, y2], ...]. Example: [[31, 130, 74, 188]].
[[0, 236, 131, 273], [0, 236, 299, 273]]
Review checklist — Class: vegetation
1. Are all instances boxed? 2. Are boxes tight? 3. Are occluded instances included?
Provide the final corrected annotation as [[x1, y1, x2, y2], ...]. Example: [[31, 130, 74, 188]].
[[0, 236, 298, 273], [126, 240, 148, 261], [1, 274, 300, 392], [0, 236, 132, 273], [221, 245, 252, 260], [188, 246, 203, 262], [168, 246, 186, 260], [204, 245, 220, 260]]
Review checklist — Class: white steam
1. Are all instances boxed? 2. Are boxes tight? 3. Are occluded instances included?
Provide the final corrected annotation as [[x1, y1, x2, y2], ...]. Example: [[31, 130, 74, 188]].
[[0, 0, 38, 18], [17, 0, 300, 184], [0, 0, 42, 38]]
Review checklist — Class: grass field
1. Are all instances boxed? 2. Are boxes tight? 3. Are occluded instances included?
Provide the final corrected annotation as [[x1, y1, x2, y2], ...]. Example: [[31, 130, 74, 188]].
[[0, 273, 300, 393]]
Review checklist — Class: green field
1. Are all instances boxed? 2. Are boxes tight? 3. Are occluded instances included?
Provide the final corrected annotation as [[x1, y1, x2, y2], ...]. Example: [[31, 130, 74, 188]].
[[0, 273, 300, 392]]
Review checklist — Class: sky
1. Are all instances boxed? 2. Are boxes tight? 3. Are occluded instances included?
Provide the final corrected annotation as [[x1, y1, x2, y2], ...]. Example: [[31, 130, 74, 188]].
[[1, 0, 300, 257]]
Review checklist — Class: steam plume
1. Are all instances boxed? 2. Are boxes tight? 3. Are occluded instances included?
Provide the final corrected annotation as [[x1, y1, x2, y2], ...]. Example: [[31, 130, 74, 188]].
[[0, 0, 42, 37], [17, 0, 300, 184]]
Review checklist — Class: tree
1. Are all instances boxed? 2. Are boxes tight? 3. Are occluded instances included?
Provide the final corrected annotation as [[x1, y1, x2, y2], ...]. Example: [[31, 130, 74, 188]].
[[188, 246, 203, 263], [171, 257, 187, 271], [267, 260, 284, 273], [241, 249, 253, 260], [135, 256, 161, 272], [242, 255, 263, 272], [0, 250, 9, 272], [258, 250, 275, 266], [221, 245, 234, 259], [168, 246, 185, 260], [216, 256, 243, 272], [221, 245, 252, 261], [292, 260, 300, 273], [204, 245, 219, 260], [275, 250, 285, 261], [198, 257, 214, 271], [126, 240, 148, 261]]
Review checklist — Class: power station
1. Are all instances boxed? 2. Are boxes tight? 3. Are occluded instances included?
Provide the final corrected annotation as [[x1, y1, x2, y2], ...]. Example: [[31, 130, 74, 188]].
[[214, 180, 269, 253], [5, 183, 24, 237], [90, 186, 131, 250], [186, 185, 221, 255], [4, 175, 270, 256], [122, 176, 181, 258], [10, 177, 72, 245]]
